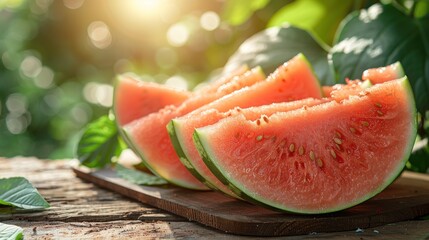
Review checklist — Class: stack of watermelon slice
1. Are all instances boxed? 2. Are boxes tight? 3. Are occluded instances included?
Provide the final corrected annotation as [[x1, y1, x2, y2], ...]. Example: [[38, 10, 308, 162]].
[[114, 54, 416, 214]]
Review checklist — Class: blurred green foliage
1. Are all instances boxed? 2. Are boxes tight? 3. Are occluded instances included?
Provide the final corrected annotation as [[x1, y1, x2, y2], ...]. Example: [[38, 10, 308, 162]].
[[0, 0, 268, 158], [1, 0, 428, 175], [268, 0, 355, 44], [222, 0, 271, 26]]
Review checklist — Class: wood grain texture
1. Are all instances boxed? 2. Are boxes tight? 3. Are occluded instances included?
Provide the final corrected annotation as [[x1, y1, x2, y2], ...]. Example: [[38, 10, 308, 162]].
[[1, 157, 429, 239], [0, 157, 181, 223], [4, 220, 429, 240], [74, 166, 429, 237]]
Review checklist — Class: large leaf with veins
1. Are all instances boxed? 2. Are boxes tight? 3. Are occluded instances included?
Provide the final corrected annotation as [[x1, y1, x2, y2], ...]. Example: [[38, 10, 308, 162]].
[[331, 4, 429, 114]]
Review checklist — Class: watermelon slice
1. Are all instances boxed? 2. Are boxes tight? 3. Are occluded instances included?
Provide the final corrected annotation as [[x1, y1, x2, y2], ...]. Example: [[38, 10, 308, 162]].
[[123, 66, 265, 189], [192, 65, 249, 95], [168, 54, 323, 195], [323, 62, 404, 98], [362, 62, 404, 84], [194, 77, 417, 213], [114, 74, 191, 126], [168, 80, 371, 197], [169, 79, 374, 197], [169, 99, 326, 196], [322, 79, 372, 99]]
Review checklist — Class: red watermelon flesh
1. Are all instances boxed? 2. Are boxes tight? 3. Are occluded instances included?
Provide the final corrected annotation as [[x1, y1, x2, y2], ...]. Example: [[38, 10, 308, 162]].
[[168, 54, 325, 196], [194, 77, 417, 213], [322, 79, 371, 99], [192, 65, 249, 95], [114, 75, 191, 126], [169, 99, 327, 196], [323, 62, 404, 98], [362, 62, 404, 84], [123, 67, 265, 189], [170, 77, 376, 197]]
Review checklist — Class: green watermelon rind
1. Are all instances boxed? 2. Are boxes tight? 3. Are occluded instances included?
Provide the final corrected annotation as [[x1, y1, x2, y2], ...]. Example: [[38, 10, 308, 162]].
[[112, 75, 143, 162], [166, 120, 219, 190], [168, 119, 242, 198], [297, 53, 324, 97], [113, 75, 142, 148], [112, 75, 206, 190], [169, 54, 322, 196], [112, 75, 166, 185], [363, 62, 405, 83], [383, 62, 405, 79], [166, 66, 265, 195], [122, 126, 208, 190], [194, 77, 417, 214], [391, 62, 405, 77]]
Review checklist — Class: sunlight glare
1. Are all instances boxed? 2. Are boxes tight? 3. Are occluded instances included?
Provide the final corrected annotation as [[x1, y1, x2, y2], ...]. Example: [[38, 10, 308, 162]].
[[83, 82, 113, 107], [87, 21, 112, 49], [6, 93, 27, 115], [165, 75, 188, 90], [20, 55, 42, 78], [6, 113, 29, 134], [167, 23, 189, 47], [63, 0, 85, 10], [34, 66, 54, 89], [200, 11, 220, 31], [122, 0, 164, 19]]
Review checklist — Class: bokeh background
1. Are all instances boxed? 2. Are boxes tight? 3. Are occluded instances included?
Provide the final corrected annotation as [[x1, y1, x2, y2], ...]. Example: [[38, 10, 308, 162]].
[[0, 0, 280, 158], [1, 0, 427, 163]]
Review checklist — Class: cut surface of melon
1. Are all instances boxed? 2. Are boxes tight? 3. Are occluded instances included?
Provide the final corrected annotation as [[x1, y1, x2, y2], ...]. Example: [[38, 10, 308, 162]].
[[114, 75, 191, 126], [123, 67, 265, 189], [195, 77, 416, 213], [169, 54, 323, 195]]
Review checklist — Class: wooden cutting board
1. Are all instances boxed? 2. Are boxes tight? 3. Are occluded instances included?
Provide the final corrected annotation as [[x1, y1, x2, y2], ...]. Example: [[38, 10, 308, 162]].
[[73, 167, 429, 237]]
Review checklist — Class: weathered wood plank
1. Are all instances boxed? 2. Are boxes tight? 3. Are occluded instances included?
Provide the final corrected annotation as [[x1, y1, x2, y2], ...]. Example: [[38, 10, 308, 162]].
[[4, 220, 429, 240], [2, 157, 429, 239], [0, 157, 182, 222], [73, 165, 429, 236]]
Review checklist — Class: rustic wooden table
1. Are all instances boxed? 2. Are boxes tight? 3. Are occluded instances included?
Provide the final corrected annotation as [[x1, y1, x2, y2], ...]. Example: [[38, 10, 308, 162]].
[[1, 157, 429, 239]]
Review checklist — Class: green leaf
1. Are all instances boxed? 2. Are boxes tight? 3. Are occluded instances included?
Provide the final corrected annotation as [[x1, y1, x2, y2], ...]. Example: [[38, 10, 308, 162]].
[[115, 164, 168, 186], [0, 177, 50, 209], [414, 0, 429, 18], [222, 0, 271, 26], [268, 0, 354, 45], [0, 223, 23, 240], [331, 3, 429, 114], [425, 111, 429, 134], [407, 138, 429, 173], [0, 0, 24, 10], [76, 115, 126, 168], [224, 25, 335, 85]]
